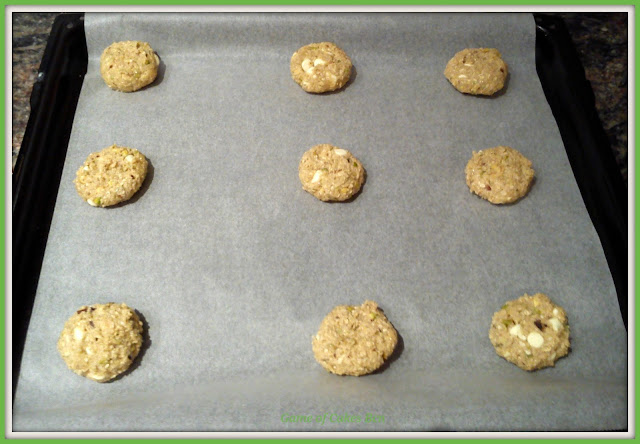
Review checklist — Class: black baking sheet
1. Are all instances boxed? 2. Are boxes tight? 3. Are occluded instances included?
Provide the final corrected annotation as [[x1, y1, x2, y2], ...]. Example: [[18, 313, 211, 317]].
[[12, 12, 87, 397]]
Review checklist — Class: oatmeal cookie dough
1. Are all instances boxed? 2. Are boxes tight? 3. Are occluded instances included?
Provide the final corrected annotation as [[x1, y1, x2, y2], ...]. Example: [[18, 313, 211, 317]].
[[74, 144, 148, 207], [312, 300, 398, 376], [290, 42, 352, 93], [444, 48, 508, 96], [100, 41, 159, 92], [57, 303, 144, 382], [489, 293, 570, 371], [299, 144, 365, 201], [465, 146, 534, 204]]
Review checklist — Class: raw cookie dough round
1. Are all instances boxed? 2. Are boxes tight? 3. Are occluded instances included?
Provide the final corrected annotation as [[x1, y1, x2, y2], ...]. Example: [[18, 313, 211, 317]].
[[74, 144, 149, 207], [57, 303, 144, 382], [290, 42, 352, 93], [299, 144, 365, 202], [312, 300, 398, 376], [489, 293, 570, 371], [100, 41, 159, 92], [444, 48, 508, 96], [465, 146, 534, 204]]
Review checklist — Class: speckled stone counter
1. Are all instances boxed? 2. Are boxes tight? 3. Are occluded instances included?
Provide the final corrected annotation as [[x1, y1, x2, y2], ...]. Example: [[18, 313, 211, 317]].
[[11, 12, 628, 184], [555, 12, 628, 183]]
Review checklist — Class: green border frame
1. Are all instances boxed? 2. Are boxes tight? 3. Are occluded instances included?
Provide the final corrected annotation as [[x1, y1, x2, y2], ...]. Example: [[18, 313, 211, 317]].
[[0, 0, 638, 5], [0, 3, 4, 442], [3, 2, 635, 441]]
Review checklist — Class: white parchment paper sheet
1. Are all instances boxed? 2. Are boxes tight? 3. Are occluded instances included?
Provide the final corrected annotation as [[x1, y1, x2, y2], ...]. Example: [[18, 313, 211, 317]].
[[13, 12, 627, 432]]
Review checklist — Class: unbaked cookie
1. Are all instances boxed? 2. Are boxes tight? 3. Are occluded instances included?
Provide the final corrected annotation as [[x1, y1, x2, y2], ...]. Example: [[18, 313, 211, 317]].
[[465, 146, 534, 204], [489, 293, 570, 371], [299, 144, 365, 201], [100, 41, 159, 92], [312, 300, 398, 376], [290, 42, 352, 93], [57, 303, 144, 382], [444, 48, 508, 96], [74, 144, 148, 207]]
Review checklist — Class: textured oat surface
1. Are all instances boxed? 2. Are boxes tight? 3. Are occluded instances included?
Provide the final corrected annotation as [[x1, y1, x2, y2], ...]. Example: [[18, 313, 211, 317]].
[[100, 40, 159, 92], [290, 42, 352, 93], [312, 301, 398, 376], [444, 48, 508, 96], [57, 303, 144, 382], [465, 146, 534, 204], [74, 144, 148, 207], [489, 293, 570, 371], [298, 144, 365, 201]]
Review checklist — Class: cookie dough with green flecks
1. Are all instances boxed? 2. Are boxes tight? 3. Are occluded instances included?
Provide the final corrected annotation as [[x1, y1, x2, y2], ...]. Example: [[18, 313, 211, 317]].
[[290, 42, 352, 93], [74, 144, 148, 207], [489, 293, 570, 371], [100, 41, 159, 92], [312, 300, 398, 376], [465, 146, 534, 204], [298, 144, 365, 202], [444, 48, 508, 96], [57, 303, 144, 382]]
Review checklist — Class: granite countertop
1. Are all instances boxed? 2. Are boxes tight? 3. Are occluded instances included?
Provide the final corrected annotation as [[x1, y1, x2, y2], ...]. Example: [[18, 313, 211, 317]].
[[11, 12, 628, 184]]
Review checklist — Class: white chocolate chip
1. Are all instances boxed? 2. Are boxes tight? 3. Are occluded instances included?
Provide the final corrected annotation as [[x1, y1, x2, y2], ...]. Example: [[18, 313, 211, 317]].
[[333, 148, 348, 156], [83, 166, 89, 171], [73, 328, 84, 341], [509, 324, 526, 340], [552, 308, 559, 316], [314, 58, 326, 66], [548, 317, 563, 332], [125, 154, 134, 162], [311, 170, 323, 183], [87, 372, 106, 381], [457, 74, 468, 78], [87, 198, 98, 207], [301, 58, 314, 73], [527, 331, 544, 348], [85, 347, 93, 355]]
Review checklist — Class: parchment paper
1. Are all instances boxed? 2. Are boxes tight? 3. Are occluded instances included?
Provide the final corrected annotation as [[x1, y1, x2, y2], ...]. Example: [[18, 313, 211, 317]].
[[13, 12, 627, 432]]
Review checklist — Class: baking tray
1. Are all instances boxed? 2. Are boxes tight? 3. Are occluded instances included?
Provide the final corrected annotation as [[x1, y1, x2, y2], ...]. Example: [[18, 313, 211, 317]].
[[11, 12, 628, 431], [533, 13, 627, 328], [12, 12, 87, 398]]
